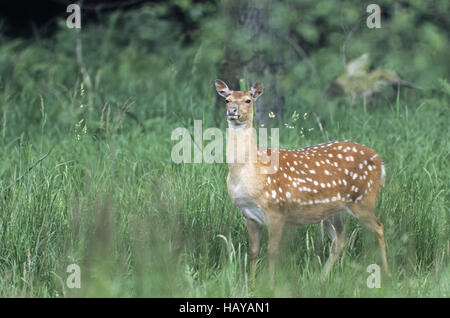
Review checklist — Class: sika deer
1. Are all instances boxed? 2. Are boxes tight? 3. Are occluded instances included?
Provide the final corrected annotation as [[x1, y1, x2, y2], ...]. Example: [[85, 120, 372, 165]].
[[215, 79, 389, 278]]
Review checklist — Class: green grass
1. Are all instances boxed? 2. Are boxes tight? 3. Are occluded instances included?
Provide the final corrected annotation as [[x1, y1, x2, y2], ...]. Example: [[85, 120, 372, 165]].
[[0, 15, 449, 297]]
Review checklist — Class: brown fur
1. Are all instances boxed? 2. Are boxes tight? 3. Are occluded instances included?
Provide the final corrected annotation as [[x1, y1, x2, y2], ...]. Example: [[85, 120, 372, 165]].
[[215, 80, 389, 278]]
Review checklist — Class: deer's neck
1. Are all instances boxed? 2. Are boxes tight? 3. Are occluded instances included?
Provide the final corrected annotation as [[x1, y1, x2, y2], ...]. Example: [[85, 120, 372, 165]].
[[226, 123, 258, 179]]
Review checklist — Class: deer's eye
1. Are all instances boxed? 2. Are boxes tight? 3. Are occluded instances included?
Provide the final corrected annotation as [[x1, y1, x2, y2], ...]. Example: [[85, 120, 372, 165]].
[[245, 99, 251, 103], [225, 99, 231, 103]]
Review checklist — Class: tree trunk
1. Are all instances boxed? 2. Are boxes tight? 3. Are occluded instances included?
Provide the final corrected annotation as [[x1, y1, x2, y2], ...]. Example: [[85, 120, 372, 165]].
[[216, 0, 284, 126]]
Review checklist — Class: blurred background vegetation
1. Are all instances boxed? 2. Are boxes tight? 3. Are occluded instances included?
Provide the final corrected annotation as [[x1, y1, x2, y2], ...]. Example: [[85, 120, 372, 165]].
[[0, 0, 448, 297], [0, 0, 449, 134]]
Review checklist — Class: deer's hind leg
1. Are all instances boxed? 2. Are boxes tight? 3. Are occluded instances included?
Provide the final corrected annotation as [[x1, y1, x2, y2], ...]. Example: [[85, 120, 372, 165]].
[[347, 195, 389, 275], [322, 212, 346, 276]]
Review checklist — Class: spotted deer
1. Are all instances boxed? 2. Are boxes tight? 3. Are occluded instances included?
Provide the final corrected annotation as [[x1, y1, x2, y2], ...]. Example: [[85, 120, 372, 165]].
[[215, 79, 389, 278]]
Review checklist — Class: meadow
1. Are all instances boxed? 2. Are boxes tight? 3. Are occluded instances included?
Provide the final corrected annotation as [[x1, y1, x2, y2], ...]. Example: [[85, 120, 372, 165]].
[[0, 3, 448, 297]]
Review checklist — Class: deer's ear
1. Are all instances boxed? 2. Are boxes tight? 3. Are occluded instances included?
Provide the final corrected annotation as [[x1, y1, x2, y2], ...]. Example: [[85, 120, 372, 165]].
[[215, 79, 231, 98], [250, 82, 263, 100]]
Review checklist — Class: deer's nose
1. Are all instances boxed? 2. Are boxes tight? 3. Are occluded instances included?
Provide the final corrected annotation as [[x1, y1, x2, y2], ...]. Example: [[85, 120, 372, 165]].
[[227, 107, 237, 115]]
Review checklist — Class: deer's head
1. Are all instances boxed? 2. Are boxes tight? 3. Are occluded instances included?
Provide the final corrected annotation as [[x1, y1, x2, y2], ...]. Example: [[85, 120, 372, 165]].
[[215, 80, 263, 129]]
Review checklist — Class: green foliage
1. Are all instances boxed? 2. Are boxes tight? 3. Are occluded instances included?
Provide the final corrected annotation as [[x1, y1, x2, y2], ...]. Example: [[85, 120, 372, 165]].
[[0, 1, 448, 297]]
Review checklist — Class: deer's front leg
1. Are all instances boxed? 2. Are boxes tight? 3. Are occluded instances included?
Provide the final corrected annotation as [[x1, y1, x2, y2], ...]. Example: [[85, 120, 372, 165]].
[[246, 219, 263, 276], [267, 214, 285, 280]]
